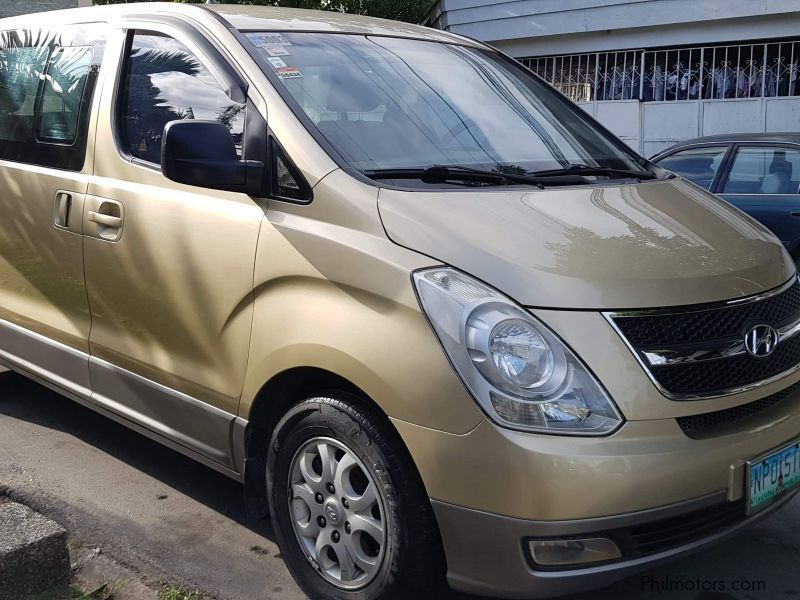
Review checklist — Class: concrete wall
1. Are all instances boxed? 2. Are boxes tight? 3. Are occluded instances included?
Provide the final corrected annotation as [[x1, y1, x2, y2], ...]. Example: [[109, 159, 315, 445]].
[[579, 96, 800, 157]]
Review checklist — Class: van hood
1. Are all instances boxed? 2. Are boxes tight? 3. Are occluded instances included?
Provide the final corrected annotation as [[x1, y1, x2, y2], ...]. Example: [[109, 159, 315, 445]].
[[378, 178, 794, 309]]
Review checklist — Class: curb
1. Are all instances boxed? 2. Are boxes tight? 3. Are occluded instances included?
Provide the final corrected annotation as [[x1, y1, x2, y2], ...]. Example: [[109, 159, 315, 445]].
[[0, 498, 70, 600]]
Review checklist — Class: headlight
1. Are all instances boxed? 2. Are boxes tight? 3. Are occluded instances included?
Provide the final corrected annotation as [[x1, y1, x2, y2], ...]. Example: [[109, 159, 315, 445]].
[[413, 268, 623, 435]]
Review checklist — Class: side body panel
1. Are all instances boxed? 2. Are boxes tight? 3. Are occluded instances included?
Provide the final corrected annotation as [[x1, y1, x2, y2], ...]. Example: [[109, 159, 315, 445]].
[[0, 163, 89, 351], [0, 24, 107, 392], [0, 165, 90, 393], [83, 19, 264, 467]]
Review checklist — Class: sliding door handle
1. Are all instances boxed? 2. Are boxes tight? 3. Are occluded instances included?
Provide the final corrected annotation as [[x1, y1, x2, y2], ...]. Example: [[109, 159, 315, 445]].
[[55, 192, 72, 228], [88, 211, 122, 228]]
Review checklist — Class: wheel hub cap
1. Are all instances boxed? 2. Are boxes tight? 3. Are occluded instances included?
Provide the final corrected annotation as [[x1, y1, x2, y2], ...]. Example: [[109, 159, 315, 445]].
[[288, 437, 388, 590]]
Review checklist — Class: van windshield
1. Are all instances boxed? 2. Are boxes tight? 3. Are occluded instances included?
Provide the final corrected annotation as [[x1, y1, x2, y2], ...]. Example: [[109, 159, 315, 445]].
[[246, 32, 651, 180]]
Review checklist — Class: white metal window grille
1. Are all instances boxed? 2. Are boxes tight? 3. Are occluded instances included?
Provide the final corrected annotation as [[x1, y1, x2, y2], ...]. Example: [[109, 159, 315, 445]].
[[520, 40, 800, 102]]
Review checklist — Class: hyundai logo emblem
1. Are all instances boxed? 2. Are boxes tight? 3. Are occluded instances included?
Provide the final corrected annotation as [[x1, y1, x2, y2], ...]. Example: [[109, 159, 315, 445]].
[[744, 324, 779, 358], [324, 501, 341, 525]]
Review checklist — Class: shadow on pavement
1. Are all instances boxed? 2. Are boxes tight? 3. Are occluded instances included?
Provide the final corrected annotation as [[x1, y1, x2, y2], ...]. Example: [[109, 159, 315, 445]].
[[0, 371, 274, 540]]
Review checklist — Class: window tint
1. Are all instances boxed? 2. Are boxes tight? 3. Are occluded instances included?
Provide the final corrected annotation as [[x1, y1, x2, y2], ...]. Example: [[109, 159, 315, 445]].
[[0, 27, 102, 170], [722, 146, 800, 194], [121, 31, 245, 166], [275, 154, 302, 197], [37, 46, 93, 143], [270, 140, 310, 202], [657, 146, 727, 190], [0, 44, 48, 143]]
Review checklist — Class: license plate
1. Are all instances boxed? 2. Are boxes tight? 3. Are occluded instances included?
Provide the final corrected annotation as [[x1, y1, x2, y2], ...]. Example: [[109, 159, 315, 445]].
[[747, 439, 800, 515]]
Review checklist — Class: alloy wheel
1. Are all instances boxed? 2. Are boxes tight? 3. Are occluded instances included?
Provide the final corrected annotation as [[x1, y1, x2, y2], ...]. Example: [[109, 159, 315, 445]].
[[287, 436, 388, 589]]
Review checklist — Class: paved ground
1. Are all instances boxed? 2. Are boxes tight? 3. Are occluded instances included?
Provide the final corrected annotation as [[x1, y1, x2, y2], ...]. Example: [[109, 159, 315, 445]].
[[0, 370, 798, 600]]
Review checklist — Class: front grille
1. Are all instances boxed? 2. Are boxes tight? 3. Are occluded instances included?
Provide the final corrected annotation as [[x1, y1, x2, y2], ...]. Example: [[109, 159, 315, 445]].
[[652, 335, 800, 395], [614, 280, 800, 347], [626, 500, 745, 555], [610, 278, 800, 398], [677, 381, 800, 437]]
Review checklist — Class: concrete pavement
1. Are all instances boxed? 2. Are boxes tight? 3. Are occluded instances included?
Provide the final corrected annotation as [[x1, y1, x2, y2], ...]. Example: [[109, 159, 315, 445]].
[[0, 372, 302, 600], [0, 371, 798, 600]]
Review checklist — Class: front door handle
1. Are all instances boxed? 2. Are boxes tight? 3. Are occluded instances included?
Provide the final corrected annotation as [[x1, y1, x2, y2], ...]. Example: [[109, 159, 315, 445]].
[[790, 210, 800, 218], [84, 197, 124, 242], [88, 211, 123, 228]]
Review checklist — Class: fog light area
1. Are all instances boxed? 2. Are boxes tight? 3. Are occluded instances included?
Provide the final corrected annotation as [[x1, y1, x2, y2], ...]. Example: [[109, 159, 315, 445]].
[[529, 537, 622, 566]]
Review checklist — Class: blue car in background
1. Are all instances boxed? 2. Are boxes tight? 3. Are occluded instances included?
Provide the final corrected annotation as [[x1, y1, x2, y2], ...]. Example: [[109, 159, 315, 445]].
[[652, 133, 800, 263]]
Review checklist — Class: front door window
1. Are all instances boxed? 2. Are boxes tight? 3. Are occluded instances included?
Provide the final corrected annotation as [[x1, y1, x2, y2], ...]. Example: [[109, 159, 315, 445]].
[[120, 31, 245, 165]]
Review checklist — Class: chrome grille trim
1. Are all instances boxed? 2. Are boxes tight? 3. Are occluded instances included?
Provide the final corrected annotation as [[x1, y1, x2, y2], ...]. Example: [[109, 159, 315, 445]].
[[640, 314, 800, 366], [608, 276, 798, 317], [604, 276, 800, 400]]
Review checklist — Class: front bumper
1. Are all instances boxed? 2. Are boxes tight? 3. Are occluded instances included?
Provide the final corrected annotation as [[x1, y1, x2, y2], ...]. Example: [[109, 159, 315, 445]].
[[391, 380, 800, 597], [433, 490, 798, 599]]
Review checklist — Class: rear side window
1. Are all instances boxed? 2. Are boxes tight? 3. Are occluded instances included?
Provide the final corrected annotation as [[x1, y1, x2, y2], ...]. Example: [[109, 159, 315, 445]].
[[657, 146, 727, 190], [722, 146, 800, 195], [119, 31, 245, 166], [0, 27, 104, 171], [37, 46, 93, 143]]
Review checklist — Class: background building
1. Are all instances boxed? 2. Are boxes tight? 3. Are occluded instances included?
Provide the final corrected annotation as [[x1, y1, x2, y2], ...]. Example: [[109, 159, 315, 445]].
[[423, 0, 800, 156]]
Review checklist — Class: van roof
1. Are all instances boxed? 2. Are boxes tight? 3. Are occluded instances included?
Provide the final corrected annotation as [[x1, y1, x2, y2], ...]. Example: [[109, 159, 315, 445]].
[[208, 4, 481, 46], [0, 2, 482, 48]]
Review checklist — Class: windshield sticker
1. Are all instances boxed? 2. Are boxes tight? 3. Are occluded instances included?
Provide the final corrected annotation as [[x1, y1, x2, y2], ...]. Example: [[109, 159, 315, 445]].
[[248, 33, 292, 47], [267, 56, 287, 69], [276, 66, 303, 80], [263, 45, 291, 57]]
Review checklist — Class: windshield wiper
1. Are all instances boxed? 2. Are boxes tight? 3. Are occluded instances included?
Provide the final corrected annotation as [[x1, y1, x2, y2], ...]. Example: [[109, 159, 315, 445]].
[[362, 165, 587, 188], [530, 164, 658, 180]]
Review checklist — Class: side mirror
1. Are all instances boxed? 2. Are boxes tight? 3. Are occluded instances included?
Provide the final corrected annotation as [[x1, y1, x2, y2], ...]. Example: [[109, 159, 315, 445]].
[[161, 120, 265, 196]]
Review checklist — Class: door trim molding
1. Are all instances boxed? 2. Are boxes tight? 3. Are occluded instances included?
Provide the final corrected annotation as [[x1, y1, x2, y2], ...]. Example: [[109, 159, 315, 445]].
[[0, 318, 246, 481], [0, 317, 91, 398], [89, 356, 237, 467]]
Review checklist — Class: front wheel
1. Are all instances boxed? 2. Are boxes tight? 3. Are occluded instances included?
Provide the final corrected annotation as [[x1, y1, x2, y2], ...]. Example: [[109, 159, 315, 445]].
[[267, 396, 446, 600]]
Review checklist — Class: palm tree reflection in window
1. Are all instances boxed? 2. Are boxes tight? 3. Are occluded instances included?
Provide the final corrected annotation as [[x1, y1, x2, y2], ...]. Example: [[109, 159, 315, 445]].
[[123, 38, 245, 165], [38, 46, 94, 142], [0, 29, 100, 168]]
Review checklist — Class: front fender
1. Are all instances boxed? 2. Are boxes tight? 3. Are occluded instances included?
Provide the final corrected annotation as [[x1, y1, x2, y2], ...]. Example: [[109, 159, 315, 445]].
[[241, 277, 482, 435], [240, 186, 483, 435]]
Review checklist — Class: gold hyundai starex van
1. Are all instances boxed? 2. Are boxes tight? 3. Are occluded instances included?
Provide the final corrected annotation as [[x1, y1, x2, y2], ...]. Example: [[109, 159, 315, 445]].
[[1, 3, 799, 599]]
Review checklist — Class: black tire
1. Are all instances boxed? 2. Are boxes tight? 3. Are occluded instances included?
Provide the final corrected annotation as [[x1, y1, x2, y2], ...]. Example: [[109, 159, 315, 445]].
[[266, 395, 446, 600]]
